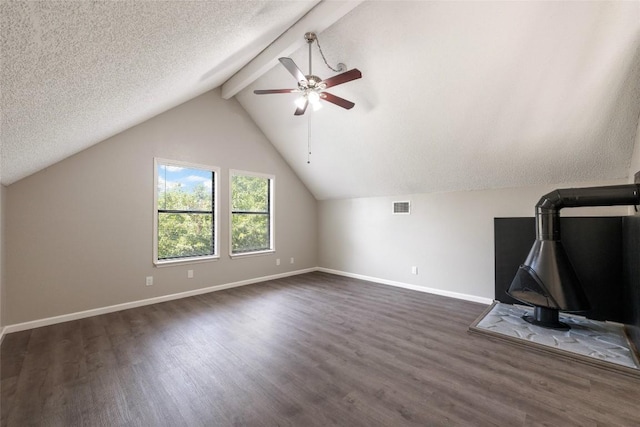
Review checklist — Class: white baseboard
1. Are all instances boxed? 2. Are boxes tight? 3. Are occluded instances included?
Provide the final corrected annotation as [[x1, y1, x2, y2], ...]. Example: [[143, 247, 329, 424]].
[[317, 267, 494, 305], [2, 267, 492, 337], [3, 268, 317, 335]]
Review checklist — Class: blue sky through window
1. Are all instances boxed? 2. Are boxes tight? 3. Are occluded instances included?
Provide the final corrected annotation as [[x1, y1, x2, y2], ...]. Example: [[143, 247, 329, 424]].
[[157, 164, 212, 194]]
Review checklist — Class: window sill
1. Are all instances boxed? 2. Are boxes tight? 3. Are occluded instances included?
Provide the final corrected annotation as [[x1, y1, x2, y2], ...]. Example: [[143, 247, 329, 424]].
[[229, 249, 275, 259], [154, 255, 219, 267]]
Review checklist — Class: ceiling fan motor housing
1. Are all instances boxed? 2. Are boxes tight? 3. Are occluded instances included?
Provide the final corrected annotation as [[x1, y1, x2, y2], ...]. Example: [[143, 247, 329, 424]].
[[298, 76, 324, 90]]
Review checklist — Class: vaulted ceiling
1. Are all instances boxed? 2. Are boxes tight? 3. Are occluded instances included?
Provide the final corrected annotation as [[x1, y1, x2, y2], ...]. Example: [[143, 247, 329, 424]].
[[3, 1, 640, 200], [1, 0, 318, 184]]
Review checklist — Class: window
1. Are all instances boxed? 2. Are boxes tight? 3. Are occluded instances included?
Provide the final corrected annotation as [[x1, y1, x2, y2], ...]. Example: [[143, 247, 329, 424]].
[[230, 170, 274, 256], [154, 159, 218, 264]]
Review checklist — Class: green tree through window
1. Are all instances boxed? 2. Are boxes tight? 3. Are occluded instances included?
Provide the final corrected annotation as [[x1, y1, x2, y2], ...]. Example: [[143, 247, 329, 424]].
[[155, 160, 217, 262], [231, 172, 273, 254]]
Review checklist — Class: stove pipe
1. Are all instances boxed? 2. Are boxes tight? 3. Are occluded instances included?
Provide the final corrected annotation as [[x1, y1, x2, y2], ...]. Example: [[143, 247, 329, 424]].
[[507, 184, 640, 329]]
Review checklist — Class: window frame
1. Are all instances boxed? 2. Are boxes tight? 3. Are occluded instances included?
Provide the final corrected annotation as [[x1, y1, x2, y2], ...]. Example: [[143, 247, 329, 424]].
[[229, 169, 275, 258], [153, 158, 220, 266]]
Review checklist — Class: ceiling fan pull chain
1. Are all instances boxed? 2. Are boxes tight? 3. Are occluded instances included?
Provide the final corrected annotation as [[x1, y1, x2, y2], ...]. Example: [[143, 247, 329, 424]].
[[308, 38, 313, 75], [315, 35, 346, 73], [307, 111, 312, 164]]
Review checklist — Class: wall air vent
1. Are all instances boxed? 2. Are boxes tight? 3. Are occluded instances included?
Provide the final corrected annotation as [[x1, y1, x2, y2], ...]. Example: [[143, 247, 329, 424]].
[[392, 201, 411, 215]]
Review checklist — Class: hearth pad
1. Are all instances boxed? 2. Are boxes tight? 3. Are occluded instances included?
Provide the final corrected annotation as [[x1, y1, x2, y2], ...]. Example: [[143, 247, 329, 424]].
[[469, 302, 640, 378]]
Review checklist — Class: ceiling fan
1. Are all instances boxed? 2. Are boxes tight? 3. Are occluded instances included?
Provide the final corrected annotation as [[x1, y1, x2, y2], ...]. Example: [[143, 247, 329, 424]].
[[254, 32, 362, 116]]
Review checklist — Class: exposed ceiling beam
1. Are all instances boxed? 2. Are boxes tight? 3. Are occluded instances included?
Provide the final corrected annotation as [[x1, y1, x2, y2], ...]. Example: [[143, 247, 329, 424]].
[[221, 0, 364, 100]]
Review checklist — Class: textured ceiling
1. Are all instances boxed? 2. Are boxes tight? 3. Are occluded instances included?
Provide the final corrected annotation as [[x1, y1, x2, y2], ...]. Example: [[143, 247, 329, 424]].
[[1, 0, 317, 184], [237, 1, 640, 200], [3, 1, 640, 201]]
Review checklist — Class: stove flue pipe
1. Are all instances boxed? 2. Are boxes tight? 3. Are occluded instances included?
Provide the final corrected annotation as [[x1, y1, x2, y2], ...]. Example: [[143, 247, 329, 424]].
[[507, 183, 640, 329], [536, 184, 640, 241]]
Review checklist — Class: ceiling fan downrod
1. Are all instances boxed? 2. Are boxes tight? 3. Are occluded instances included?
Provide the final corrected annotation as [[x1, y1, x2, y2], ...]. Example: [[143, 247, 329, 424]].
[[305, 32, 316, 76], [305, 31, 346, 74]]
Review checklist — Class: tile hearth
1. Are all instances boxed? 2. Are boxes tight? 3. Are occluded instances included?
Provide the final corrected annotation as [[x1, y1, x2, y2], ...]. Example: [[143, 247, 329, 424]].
[[470, 302, 640, 374]]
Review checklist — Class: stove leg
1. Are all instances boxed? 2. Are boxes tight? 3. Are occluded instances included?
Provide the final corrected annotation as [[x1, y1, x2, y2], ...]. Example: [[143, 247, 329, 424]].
[[522, 306, 570, 330]]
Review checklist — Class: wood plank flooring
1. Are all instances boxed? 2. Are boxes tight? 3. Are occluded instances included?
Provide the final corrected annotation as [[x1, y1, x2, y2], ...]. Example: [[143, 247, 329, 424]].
[[2, 272, 639, 426]]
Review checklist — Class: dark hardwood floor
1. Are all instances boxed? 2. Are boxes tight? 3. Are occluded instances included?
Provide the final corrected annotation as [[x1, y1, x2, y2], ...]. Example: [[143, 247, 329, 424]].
[[2, 272, 639, 426]]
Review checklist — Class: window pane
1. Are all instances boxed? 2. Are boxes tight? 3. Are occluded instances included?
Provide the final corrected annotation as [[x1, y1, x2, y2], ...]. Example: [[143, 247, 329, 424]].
[[158, 164, 212, 211], [158, 213, 213, 259], [232, 213, 269, 253], [231, 175, 268, 212]]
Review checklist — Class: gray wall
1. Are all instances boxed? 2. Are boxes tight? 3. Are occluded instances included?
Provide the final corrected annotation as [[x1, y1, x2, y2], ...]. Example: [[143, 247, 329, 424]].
[[318, 180, 629, 301], [5, 89, 317, 325], [630, 118, 640, 186], [0, 185, 4, 328]]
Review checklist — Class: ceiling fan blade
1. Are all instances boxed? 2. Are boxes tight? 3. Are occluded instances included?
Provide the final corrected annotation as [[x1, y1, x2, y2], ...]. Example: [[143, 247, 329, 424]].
[[321, 69, 362, 89], [321, 92, 355, 110], [279, 57, 307, 83], [294, 99, 308, 116], [253, 89, 298, 95]]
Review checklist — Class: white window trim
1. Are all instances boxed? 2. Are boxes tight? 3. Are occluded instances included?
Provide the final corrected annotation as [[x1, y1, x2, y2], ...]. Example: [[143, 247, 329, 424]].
[[153, 158, 220, 266], [229, 169, 275, 259]]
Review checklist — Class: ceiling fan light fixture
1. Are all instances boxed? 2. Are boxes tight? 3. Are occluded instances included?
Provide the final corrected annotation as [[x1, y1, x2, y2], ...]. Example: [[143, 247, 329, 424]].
[[307, 90, 321, 104], [294, 96, 307, 109]]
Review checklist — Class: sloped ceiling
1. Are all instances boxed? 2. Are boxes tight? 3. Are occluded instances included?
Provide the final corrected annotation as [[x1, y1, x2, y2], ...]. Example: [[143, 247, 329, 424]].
[[2, 1, 640, 201], [236, 1, 640, 200], [1, 0, 318, 184]]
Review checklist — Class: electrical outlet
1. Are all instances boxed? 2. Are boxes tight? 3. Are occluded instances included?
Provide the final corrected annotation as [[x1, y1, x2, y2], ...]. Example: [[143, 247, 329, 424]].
[[276, 258, 281, 266], [411, 266, 418, 275], [187, 270, 194, 279], [290, 257, 294, 264], [145, 276, 153, 286]]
